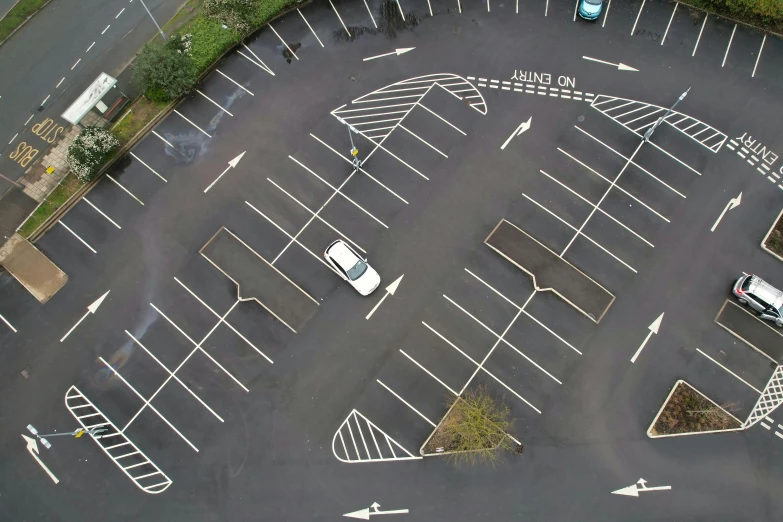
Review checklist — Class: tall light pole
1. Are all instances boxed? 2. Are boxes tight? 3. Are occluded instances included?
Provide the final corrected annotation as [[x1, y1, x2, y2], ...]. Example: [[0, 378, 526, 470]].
[[139, 0, 167, 42], [643, 87, 690, 142], [336, 117, 362, 170]]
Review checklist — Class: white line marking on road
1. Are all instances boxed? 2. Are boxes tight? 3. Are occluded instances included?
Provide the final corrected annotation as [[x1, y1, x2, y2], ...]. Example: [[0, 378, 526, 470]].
[[106, 174, 144, 205], [58, 221, 97, 253], [125, 331, 224, 422], [602, 0, 612, 27], [400, 349, 458, 396], [776, 432, 783, 440], [661, 3, 677, 45], [83, 197, 121, 229], [377, 379, 435, 427], [196, 90, 233, 116], [722, 24, 737, 67], [237, 49, 274, 76], [752, 34, 767, 78], [269, 23, 300, 58], [41, 95, 50, 106], [328, 0, 351, 36], [289, 156, 388, 228], [86, 42, 95, 52], [8, 133, 18, 144], [395, 0, 405, 19], [631, 0, 646, 35], [102, 24, 110, 34], [761, 422, 771, 429], [545, 0, 549, 16], [696, 348, 761, 393], [417, 103, 466, 135], [693, 14, 708, 56], [151, 130, 175, 149], [298, 8, 326, 45], [24, 114, 34, 125], [129, 151, 167, 182], [116, 7, 125, 17], [173, 110, 211, 137], [399, 124, 447, 157], [71, 58, 81, 70], [56, 77, 65, 88], [363, 138, 429, 181], [0, 313, 17, 333]]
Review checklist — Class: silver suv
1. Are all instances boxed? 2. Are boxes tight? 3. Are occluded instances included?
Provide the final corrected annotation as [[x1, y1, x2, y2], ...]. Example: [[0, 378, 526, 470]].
[[732, 273, 783, 327]]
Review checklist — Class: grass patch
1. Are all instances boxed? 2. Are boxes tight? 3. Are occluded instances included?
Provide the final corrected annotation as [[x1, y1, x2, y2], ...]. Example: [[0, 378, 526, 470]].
[[187, 15, 241, 71], [111, 97, 169, 146], [765, 210, 783, 257], [0, 0, 49, 42], [680, 0, 783, 33], [17, 174, 84, 239], [651, 381, 741, 436]]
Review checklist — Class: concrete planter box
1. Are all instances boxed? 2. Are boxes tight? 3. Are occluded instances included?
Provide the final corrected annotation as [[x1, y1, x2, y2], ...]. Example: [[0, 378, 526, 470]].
[[761, 208, 783, 264]]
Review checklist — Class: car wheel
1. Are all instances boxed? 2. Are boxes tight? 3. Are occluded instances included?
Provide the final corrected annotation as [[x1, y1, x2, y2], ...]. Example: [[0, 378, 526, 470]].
[[777, 320, 783, 328], [738, 298, 747, 305]]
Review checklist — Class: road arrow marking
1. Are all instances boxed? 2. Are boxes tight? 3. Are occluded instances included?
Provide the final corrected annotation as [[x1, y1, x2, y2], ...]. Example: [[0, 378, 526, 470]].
[[582, 56, 639, 71], [22, 435, 59, 484], [366, 275, 404, 320], [500, 116, 532, 150], [612, 478, 671, 497], [630, 313, 664, 363], [710, 192, 742, 232], [363, 47, 416, 61], [60, 290, 110, 342], [344, 502, 409, 519], [204, 151, 247, 193]]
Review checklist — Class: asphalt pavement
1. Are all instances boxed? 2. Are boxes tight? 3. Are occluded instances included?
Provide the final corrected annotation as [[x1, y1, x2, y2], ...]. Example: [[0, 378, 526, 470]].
[[3, 0, 783, 520]]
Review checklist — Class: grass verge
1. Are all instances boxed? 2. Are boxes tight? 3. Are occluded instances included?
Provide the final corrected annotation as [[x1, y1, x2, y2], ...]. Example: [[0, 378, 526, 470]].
[[17, 174, 83, 238], [679, 0, 783, 34], [651, 381, 741, 436], [0, 0, 49, 42], [111, 97, 169, 146]]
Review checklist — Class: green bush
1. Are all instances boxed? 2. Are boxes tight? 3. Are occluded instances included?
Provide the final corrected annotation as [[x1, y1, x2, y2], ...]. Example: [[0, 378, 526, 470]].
[[67, 127, 120, 182], [685, 0, 783, 25], [186, 16, 241, 71], [131, 36, 198, 102], [203, 0, 258, 32]]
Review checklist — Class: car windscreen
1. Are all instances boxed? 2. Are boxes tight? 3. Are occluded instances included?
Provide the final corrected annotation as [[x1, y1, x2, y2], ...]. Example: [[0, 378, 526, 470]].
[[742, 277, 752, 291], [347, 260, 368, 281], [585, 0, 602, 5]]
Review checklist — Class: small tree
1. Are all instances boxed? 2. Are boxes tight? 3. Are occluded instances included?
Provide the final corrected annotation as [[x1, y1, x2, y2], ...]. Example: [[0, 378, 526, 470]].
[[425, 384, 516, 465], [203, 0, 257, 32], [131, 37, 197, 102], [67, 127, 120, 182]]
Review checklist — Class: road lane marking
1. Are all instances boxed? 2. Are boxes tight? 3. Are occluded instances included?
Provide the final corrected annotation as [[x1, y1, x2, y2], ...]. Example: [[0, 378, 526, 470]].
[[86, 42, 95, 52], [56, 77, 65, 88], [602, 0, 612, 27], [106, 174, 144, 205], [752, 34, 767, 78], [58, 221, 97, 253], [693, 14, 708, 56], [399, 124, 447, 157], [151, 130, 175, 149], [661, 3, 677, 45], [722, 24, 737, 67], [173, 109, 211, 137], [130, 151, 167, 182], [328, 0, 351, 37], [116, 7, 125, 18], [630, 0, 646, 35], [83, 197, 121, 229], [71, 58, 81, 70], [102, 24, 111, 34], [298, 8, 326, 45], [215, 69, 254, 95], [196, 89, 233, 116], [268, 23, 299, 59], [695, 348, 761, 393], [376, 379, 435, 427], [399, 349, 459, 396], [0, 313, 17, 333]]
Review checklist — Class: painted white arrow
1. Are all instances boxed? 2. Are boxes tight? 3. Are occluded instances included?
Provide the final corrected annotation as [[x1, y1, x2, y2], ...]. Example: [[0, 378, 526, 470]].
[[366, 275, 404, 320], [344, 502, 409, 519], [363, 47, 415, 61], [582, 56, 639, 71], [22, 435, 59, 484], [500, 117, 532, 150], [204, 151, 246, 193], [710, 192, 742, 232], [629, 313, 664, 363], [612, 478, 671, 497], [60, 290, 110, 342]]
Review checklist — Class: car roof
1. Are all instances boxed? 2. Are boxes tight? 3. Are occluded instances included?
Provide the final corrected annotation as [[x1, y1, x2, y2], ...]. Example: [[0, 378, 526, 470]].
[[326, 240, 360, 271], [750, 276, 783, 309]]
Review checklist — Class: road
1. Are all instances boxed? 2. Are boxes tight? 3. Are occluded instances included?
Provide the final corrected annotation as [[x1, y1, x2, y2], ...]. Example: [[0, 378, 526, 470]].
[[2, 0, 783, 520], [0, 0, 184, 195]]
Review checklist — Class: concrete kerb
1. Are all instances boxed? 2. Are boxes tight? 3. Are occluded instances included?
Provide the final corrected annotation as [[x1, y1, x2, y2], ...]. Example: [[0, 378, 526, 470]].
[[0, 0, 56, 48], [646, 379, 745, 439], [760, 208, 783, 264], [25, 1, 310, 243]]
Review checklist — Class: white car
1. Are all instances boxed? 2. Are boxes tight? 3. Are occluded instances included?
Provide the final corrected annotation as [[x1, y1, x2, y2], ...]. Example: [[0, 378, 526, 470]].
[[324, 239, 381, 296]]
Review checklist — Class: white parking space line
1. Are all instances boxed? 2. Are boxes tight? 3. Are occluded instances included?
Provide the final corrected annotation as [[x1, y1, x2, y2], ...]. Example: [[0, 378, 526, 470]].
[[523, 193, 637, 272], [545, 0, 549, 16], [752, 35, 767, 78], [196, 90, 233, 116], [238, 46, 275, 76], [776, 431, 783, 440], [0, 313, 17, 333], [129, 152, 167, 182], [363, 139, 429, 181], [83, 197, 122, 229], [696, 348, 762, 393], [538, 170, 654, 247], [58, 221, 97, 253], [125, 331, 225, 422], [106, 174, 145, 205], [630, 0, 646, 35], [761, 421, 771, 429], [173, 110, 212, 138], [267, 177, 367, 253], [399, 124, 448, 158], [399, 349, 459, 396], [98, 356, 200, 452], [298, 8, 326, 45], [309, 134, 409, 204], [376, 379, 436, 427], [151, 130, 175, 149], [418, 103, 466, 135], [268, 23, 300, 59], [574, 126, 687, 198], [289, 156, 388, 228], [216, 69, 254, 95], [722, 24, 737, 67], [326, 0, 350, 37], [173, 277, 274, 364], [443, 294, 562, 384], [572, 0, 578, 21], [557, 148, 670, 222], [693, 14, 708, 56], [150, 302, 250, 391], [661, 3, 677, 45], [602, 0, 612, 27]]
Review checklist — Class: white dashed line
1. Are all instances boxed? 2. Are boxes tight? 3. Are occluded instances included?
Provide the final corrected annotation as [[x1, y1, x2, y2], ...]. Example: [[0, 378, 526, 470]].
[[102, 24, 111, 35], [86, 42, 95, 52], [116, 7, 125, 18], [71, 59, 81, 70], [761, 422, 771, 429]]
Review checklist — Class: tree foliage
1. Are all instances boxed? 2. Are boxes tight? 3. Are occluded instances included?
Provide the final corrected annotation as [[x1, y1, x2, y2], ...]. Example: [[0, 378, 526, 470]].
[[131, 37, 197, 102], [67, 127, 119, 182]]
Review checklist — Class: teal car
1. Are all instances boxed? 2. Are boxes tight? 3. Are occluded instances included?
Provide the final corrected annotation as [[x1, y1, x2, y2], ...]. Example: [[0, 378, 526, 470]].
[[578, 0, 604, 20]]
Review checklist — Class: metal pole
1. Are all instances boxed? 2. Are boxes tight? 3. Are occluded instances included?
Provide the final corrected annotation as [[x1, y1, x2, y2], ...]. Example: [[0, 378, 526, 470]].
[[643, 87, 690, 142], [139, 0, 167, 42], [336, 117, 362, 169]]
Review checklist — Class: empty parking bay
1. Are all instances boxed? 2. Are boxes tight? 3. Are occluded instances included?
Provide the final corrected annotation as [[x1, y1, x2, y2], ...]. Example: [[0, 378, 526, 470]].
[[715, 300, 783, 363]]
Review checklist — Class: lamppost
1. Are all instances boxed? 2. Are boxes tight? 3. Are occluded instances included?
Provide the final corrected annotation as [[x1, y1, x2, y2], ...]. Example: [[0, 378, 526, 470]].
[[643, 87, 690, 143], [336, 117, 362, 170], [139, 0, 167, 42], [27, 423, 107, 449]]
